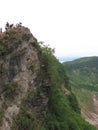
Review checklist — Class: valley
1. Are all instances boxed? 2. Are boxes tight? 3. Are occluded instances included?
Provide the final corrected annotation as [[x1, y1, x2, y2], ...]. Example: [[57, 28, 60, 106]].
[[63, 56, 98, 129]]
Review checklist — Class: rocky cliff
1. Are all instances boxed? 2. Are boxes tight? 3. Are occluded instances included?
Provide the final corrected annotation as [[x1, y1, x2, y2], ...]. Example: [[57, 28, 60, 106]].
[[0, 27, 49, 130], [0, 26, 96, 130]]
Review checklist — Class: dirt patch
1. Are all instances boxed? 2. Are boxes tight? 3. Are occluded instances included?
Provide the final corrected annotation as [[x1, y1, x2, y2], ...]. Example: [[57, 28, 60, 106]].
[[81, 93, 98, 128]]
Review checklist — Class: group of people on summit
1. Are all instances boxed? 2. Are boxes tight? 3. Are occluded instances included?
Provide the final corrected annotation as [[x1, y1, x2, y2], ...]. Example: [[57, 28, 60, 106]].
[[0, 22, 22, 33], [5, 22, 22, 31]]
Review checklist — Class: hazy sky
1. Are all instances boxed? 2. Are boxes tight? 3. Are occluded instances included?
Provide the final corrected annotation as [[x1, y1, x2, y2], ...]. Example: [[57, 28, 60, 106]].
[[0, 0, 98, 58]]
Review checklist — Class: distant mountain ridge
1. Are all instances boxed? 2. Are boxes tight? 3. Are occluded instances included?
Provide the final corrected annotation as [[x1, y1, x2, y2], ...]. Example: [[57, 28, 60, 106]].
[[65, 56, 98, 63], [57, 56, 78, 63]]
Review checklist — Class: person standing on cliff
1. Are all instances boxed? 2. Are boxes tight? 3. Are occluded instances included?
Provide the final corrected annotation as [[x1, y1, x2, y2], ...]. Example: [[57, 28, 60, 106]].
[[0, 28, 2, 33], [5, 22, 10, 31]]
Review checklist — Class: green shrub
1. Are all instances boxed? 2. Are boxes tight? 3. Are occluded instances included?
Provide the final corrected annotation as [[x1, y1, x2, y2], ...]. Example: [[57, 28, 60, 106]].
[[15, 113, 34, 130], [4, 81, 20, 99], [68, 92, 81, 114], [0, 29, 22, 57]]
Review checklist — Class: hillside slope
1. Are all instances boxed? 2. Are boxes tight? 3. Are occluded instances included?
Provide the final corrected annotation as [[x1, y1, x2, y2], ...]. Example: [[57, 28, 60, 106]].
[[63, 57, 98, 128], [0, 27, 96, 130]]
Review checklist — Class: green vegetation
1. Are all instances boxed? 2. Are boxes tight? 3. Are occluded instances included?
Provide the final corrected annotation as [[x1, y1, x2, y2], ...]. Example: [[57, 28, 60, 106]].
[[67, 92, 81, 114], [4, 81, 20, 99], [13, 110, 36, 130], [0, 26, 33, 58], [39, 47, 96, 130], [72, 87, 95, 113], [63, 56, 98, 92], [0, 29, 23, 57]]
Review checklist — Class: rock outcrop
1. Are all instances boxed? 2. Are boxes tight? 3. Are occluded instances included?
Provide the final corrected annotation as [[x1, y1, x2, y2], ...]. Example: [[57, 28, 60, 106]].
[[0, 27, 49, 130]]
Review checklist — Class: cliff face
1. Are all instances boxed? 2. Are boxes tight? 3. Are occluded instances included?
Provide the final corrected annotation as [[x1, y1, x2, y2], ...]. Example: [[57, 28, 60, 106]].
[[0, 27, 49, 130], [0, 27, 96, 130]]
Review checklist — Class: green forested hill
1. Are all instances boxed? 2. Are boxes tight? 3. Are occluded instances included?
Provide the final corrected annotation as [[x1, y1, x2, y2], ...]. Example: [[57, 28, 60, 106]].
[[63, 56, 98, 91], [63, 56, 98, 129]]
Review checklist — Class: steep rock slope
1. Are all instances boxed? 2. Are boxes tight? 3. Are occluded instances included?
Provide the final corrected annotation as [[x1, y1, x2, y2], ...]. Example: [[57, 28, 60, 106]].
[[63, 57, 98, 128], [0, 27, 96, 130], [0, 27, 41, 130]]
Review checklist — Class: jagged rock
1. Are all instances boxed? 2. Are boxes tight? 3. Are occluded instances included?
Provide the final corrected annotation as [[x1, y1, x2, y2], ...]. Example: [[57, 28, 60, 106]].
[[0, 27, 49, 130]]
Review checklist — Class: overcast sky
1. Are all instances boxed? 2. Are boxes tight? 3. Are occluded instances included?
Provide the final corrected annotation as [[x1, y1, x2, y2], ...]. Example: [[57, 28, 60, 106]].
[[0, 0, 98, 58]]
